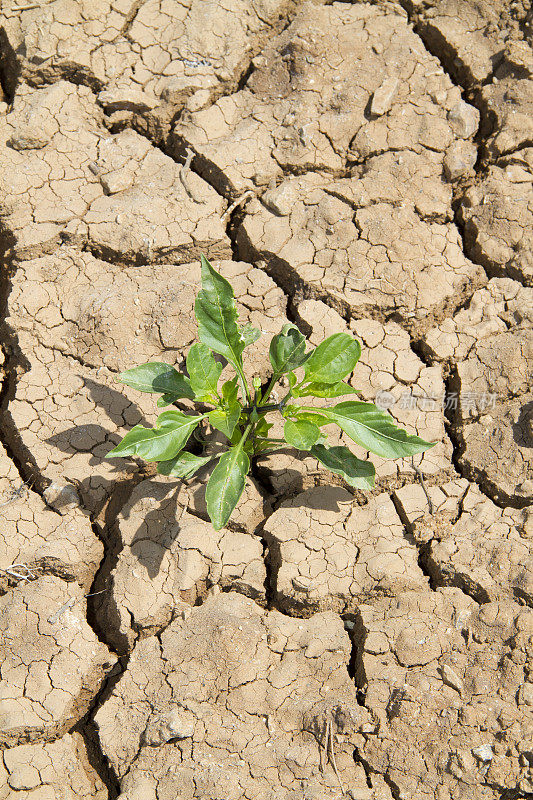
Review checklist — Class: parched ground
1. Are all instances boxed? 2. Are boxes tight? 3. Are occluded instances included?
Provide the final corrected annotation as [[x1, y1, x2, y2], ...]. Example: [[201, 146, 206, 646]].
[[0, 1, 532, 799]]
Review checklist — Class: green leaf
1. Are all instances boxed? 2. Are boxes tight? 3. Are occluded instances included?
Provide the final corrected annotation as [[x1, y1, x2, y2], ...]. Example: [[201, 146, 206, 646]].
[[269, 323, 308, 376], [194, 255, 245, 368], [303, 333, 361, 385], [105, 411, 205, 462], [311, 444, 375, 489], [313, 401, 435, 459], [205, 445, 250, 530], [288, 407, 329, 426], [250, 416, 274, 454], [243, 436, 255, 456], [209, 402, 241, 439], [157, 451, 213, 478], [118, 362, 194, 398], [186, 343, 223, 402], [240, 322, 261, 347], [294, 381, 360, 399], [284, 419, 321, 450], [230, 425, 244, 446], [157, 393, 178, 407], [105, 425, 160, 458], [255, 416, 273, 439], [209, 376, 242, 438], [221, 377, 239, 404]]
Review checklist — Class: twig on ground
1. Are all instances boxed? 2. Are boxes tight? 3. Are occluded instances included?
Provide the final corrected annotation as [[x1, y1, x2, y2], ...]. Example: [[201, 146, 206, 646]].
[[85, 588, 110, 598], [47, 597, 77, 624], [1, 563, 37, 582], [180, 147, 206, 204], [319, 718, 329, 773], [47, 587, 110, 624], [319, 717, 346, 796], [0, 481, 33, 507], [327, 719, 346, 796], [221, 190, 255, 222]]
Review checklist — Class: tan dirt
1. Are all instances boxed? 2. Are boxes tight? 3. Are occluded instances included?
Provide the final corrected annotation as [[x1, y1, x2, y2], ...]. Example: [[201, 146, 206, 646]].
[[0, 1, 531, 798]]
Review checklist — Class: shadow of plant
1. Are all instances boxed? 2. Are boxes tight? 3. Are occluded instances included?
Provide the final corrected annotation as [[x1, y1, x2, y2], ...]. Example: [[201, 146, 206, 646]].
[[42, 374, 153, 513]]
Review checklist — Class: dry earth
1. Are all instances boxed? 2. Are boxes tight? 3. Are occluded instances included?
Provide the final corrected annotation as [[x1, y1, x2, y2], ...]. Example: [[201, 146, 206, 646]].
[[0, 1, 531, 799]]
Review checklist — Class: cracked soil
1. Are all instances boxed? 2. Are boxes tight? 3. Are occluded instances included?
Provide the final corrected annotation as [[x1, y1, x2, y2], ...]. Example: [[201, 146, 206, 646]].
[[0, 1, 532, 799]]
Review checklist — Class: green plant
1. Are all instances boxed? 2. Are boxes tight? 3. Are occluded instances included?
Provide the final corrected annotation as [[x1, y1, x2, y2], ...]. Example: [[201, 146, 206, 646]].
[[106, 256, 434, 529]]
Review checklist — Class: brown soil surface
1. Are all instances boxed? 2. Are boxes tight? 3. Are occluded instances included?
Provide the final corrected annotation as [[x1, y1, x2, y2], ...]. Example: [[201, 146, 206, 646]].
[[0, 2, 531, 799]]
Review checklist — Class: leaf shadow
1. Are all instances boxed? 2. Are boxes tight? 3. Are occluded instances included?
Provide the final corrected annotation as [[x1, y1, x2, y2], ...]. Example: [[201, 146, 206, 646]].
[[256, 450, 354, 512], [45, 375, 151, 462], [125, 480, 184, 580], [43, 374, 153, 512], [280, 483, 354, 511]]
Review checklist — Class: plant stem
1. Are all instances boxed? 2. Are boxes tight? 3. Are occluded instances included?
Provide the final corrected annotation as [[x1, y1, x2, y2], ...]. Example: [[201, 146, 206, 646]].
[[242, 402, 278, 413], [258, 373, 279, 405], [235, 363, 252, 404], [278, 390, 292, 411], [239, 421, 254, 449], [242, 389, 293, 415]]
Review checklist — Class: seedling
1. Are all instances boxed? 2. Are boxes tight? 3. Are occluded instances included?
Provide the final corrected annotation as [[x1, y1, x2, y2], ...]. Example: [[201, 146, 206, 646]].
[[106, 256, 434, 529]]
